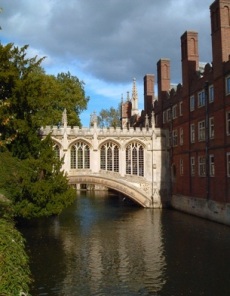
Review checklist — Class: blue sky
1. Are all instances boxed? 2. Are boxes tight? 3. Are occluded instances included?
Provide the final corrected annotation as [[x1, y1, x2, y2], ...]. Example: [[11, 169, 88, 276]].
[[0, 0, 212, 126]]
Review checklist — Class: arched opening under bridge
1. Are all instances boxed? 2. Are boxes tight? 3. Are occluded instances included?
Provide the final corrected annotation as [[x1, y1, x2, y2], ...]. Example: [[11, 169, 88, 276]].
[[68, 175, 153, 208]]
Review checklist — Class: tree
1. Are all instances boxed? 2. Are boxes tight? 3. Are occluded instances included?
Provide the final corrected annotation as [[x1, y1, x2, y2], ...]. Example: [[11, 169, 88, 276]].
[[0, 43, 89, 218], [97, 105, 121, 128]]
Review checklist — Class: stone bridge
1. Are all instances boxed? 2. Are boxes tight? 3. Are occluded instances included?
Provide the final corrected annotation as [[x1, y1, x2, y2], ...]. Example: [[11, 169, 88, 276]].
[[41, 110, 170, 208]]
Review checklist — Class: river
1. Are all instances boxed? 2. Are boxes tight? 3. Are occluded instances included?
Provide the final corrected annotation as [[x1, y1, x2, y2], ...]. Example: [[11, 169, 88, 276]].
[[19, 191, 230, 296]]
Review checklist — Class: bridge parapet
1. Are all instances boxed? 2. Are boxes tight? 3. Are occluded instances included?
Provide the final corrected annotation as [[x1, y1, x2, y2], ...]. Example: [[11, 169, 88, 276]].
[[40, 125, 156, 137]]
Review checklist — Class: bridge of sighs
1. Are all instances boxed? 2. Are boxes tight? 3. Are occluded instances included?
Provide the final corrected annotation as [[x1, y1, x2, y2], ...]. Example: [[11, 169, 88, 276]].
[[40, 110, 170, 208]]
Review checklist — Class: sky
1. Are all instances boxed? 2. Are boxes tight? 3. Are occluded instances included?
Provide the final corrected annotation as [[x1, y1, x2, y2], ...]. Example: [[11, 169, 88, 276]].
[[0, 0, 213, 126]]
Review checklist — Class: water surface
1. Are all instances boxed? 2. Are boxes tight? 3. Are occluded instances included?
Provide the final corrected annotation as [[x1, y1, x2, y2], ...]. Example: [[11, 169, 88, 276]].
[[20, 191, 230, 296]]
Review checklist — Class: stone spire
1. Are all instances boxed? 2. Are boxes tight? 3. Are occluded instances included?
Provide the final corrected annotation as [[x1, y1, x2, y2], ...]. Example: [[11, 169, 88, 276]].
[[131, 78, 138, 115], [62, 108, 67, 128]]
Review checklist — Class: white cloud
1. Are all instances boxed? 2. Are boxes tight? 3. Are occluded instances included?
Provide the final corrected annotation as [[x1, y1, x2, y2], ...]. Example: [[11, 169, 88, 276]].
[[0, 0, 213, 125]]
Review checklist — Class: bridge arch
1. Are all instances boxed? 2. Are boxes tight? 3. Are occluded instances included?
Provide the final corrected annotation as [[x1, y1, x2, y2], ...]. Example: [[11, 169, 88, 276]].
[[68, 175, 152, 208]]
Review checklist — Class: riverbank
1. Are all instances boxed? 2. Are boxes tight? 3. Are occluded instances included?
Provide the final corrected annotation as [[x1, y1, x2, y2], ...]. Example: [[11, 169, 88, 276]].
[[171, 194, 230, 226], [0, 195, 31, 296]]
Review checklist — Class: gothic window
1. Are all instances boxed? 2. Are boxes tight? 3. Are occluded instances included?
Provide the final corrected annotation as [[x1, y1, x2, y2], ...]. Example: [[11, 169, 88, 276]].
[[54, 144, 60, 159], [71, 146, 76, 169], [126, 142, 144, 176], [100, 142, 119, 172], [70, 142, 90, 169]]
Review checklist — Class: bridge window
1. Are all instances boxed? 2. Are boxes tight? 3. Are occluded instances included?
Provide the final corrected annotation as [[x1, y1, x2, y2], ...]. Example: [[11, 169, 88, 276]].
[[54, 144, 60, 159], [70, 142, 90, 169], [126, 142, 144, 176], [100, 142, 119, 172]]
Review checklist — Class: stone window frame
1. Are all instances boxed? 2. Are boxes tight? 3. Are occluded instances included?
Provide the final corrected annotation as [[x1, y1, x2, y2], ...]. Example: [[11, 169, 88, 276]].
[[70, 141, 90, 169], [126, 141, 144, 177], [100, 141, 119, 172], [53, 144, 60, 159]]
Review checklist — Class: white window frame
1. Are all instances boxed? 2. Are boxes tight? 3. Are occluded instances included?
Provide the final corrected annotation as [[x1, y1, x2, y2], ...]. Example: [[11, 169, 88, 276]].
[[190, 95, 195, 111], [209, 117, 214, 139], [167, 108, 171, 122], [226, 111, 230, 135], [126, 142, 144, 176], [198, 120, 205, 141], [172, 104, 177, 119], [226, 75, 230, 95], [209, 85, 214, 103], [209, 154, 215, 177], [198, 90, 205, 107], [198, 156, 206, 177], [191, 157, 195, 176], [227, 153, 230, 177], [101, 142, 119, 172], [190, 123, 195, 143]]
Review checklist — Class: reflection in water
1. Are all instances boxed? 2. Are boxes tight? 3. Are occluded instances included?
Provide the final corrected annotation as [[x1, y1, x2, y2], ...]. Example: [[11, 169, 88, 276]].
[[57, 192, 166, 296], [20, 191, 230, 296]]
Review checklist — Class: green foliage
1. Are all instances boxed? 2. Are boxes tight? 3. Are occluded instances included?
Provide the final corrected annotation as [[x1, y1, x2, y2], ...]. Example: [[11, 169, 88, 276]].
[[97, 105, 121, 128], [0, 43, 89, 151], [0, 219, 31, 296], [0, 140, 76, 219], [0, 43, 83, 219]]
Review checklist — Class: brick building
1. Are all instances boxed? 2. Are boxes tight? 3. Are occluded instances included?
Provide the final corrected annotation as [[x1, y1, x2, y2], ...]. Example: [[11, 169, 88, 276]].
[[152, 0, 230, 223], [121, 0, 230, 223]]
